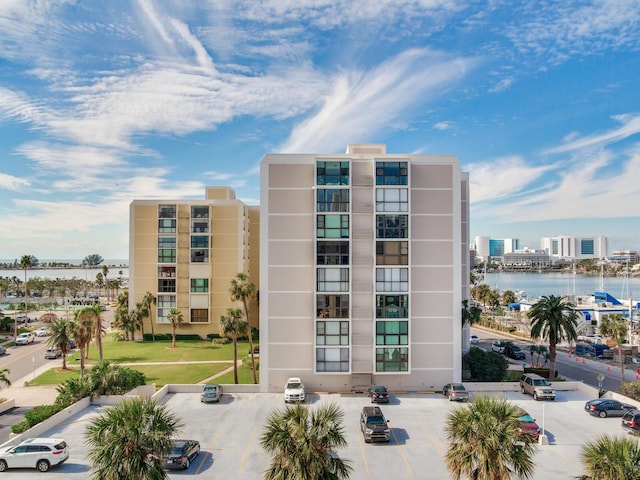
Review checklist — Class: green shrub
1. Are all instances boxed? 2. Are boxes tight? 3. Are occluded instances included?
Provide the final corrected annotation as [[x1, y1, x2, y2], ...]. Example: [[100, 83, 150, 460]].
[[242, 355, 259, 370], [212, 337, 230, 345], [25, 404, 62, 425], [11, 420, 30, 434], [464, 346, 508, 381], [207, 333, 221, 339]]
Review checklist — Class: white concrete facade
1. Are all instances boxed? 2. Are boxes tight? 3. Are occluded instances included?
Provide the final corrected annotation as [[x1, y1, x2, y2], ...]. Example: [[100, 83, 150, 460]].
[[260, 144, 469, 393], [541, 235, 608, 260]]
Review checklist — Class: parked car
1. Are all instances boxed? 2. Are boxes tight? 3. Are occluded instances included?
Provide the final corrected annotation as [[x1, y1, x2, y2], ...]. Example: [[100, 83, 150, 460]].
[[491, 341, 506, 354], [200, 384, 223, 403], [574, 342, 596, 357], [68, 339, 76, 349], [621, 410, 640, 435], [360, 406, 390, 443], [284, 377, 305, 403], [442, 383, 469, 402], [505, 344, 526, 360], [367, 385, 390, 403], [0, 437, 69, 472], [470, 335, 480, 344], [15, 332, 36, 345], [517, 410, 541, 440], [164, 439, 200, 470], [519, 373, 556, 401], [0, 345, 5, 355], [44, 347, 62, 359], [35, 328, 50, 337], [584, 398, 634, 418]]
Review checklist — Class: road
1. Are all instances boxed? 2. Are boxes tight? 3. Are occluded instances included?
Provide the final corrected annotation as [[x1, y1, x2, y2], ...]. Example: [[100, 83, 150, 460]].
[[0, 339, 53, 385], [471, 327, 631, 393]]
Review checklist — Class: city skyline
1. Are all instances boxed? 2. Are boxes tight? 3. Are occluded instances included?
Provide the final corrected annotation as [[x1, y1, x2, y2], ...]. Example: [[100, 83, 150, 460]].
[[1, 1, 639, 259]]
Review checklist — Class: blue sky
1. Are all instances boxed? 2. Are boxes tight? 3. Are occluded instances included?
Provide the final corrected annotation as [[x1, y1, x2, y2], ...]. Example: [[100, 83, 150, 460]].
[[1, 0, 639, 260]]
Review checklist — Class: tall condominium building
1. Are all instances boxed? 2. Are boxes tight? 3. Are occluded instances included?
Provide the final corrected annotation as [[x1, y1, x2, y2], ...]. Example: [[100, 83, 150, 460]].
[[474, 236, 519, 262], [260, 144, 469, 393], [129, 187, 259, 338], [541, 235, 608, 260]]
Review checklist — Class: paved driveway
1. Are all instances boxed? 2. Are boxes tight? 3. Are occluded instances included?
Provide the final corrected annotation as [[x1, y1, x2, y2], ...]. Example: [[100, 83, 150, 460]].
[[0, 390, 627, 479]]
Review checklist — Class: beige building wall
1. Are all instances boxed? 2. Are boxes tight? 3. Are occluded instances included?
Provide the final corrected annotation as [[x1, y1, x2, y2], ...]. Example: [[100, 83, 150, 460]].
[[260, 145, 468, 393], [129, 187, 259, 339]]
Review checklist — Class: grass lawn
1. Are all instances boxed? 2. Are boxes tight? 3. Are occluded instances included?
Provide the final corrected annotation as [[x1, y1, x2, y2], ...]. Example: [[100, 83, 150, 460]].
[[80, 334, 253, 363], [30, 362, 234, 388], [213, 364, 257, 385]]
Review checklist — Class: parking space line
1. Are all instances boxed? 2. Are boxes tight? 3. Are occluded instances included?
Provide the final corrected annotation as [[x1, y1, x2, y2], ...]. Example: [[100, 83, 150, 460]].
[[237, 426, 256, 477], [547, 446, 582, 473], [421, 424, 445, 456], [354, 425, 371, 476], [195, 427, 224, 475], [390, 428, 414, 476]]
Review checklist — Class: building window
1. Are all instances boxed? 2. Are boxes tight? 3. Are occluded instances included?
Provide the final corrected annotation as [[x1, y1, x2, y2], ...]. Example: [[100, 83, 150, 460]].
[[158, 219, 176, 233], [317, 241, 349, 265], [376, 215, 408, 238], [376, 161, 408, 185], [157, 295, 176, 323], [158, 204, 176, 219], [317, 294, 349, 318], [158, 237, 176, 263], [376, 188, 408, 212], [158, 266, 176, 278], [190, 309, 208, 323], [376, 268, 408, 292], [158, 279, 176, 293], [316, 347, 349, 372], [316, 321, 349, 345], [191, 206, 209, 218], [317, 161, 349, 185], [581, 239, 595, 255], [376, 241, 408, 265], [317, 215, 349, 238], [192, 220, 208, 234], [316, 189, 349, 212], [317, 268, 349, 292], [376, 295, 408, 318], [376, 321, 409, 345], [191, 236, 209, 263], [190, 279, 209, 292], [376, 347, 408, 372]]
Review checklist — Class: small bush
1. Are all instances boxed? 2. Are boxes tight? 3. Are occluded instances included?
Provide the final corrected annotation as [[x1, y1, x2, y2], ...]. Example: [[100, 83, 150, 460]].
[[620, 382, 640, 402], [207, 333, 221, 339], [25, 404, 62, 425], [11, 420, 30, 434], [212, 337, 230, 345], [242, 355, 260, 370], [464, 346, 508, 382]]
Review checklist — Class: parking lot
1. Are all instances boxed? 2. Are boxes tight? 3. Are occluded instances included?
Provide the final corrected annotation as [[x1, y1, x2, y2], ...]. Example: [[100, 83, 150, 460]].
[[2, 389, 633, 479]]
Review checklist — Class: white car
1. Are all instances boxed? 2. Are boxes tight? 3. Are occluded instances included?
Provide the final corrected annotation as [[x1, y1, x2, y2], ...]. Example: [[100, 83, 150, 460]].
[[470, 335, 480, 344], [284, 377, 305, 403], [35, 328, 50, 337], [0, 438, 69, 472], [15, 332, 36, 345]]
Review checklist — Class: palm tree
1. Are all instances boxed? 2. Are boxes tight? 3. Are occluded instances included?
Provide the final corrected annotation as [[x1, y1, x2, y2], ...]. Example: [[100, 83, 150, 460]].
[[220, 308, 246, 384], [141, 291, 157, 341], [18, 254, 32, 340], [260, 403, 352, 480], [600, 313, 629, 386], [102, 265, 109, 301], [167, 308, 184, 348], [133, 302, 146, 339], [86, 398, 182, 480], [445, 395, 537, 480], [528, 344, 549, 368], [0, 368, 11, 388], [528, 295, 578, 380], [48, 317, 74, 370], [581, 434, 640, 479], [73, 308, 95, 377], [462, 299, 481, 326], [230, 272, 258, 384]]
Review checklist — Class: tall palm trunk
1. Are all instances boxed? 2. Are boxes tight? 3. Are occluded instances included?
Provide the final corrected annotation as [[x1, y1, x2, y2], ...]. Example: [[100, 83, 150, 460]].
[[232, 334, 238, 384]]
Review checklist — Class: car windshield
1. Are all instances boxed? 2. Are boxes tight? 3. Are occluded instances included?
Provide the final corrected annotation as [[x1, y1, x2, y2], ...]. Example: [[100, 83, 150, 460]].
[[367, 415, 386, 424], [373, 386, 387, 393], [287, 382, 301, 389], [452, 385, 466, 391], [519, 413, 535, 423], [533, 379, 549, 386], [170, 442, 186, 455]]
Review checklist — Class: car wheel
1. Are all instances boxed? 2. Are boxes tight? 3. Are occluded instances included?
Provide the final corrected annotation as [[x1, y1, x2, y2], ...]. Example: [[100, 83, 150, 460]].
[[521, 386, 526, 394], [599, 410, 607, 418], [449, 394, 454, 401], [196, 446, 201, 457], [184, 458, 190, 469], [364, 437, 371, 443], [0, 460, 7, 472], [533, 392, 539, 401], [37, 459, 50, 472]]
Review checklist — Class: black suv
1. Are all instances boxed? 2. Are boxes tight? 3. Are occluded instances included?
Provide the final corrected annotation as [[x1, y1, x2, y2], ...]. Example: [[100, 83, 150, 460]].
[[360, 406, 390, 443]]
